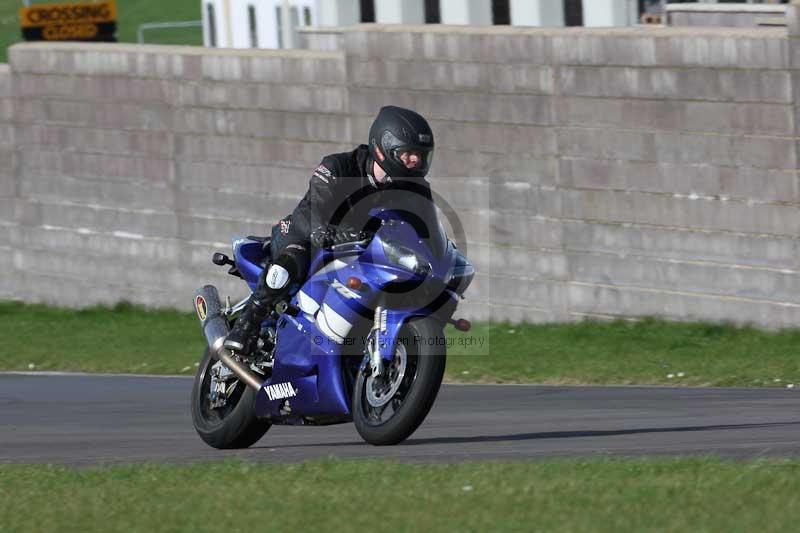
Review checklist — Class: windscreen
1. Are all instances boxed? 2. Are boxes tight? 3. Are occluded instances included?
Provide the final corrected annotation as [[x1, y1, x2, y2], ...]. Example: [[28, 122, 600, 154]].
[[375, 180, 448, 259], [414, 198, 447, 259]]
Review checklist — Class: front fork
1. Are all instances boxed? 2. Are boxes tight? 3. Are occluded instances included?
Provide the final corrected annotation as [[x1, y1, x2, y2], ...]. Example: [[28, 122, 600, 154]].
[[368, 306, 387, 377], [363, 308, 430, 378]]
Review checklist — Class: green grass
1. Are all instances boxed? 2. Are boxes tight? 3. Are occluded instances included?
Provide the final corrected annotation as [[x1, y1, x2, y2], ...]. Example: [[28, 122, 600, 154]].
[[0, 301, 206, 374], [2, 458, 800, 532], [0, 0, 202, 64], [0, 0, 19, 63], [114, 0, 202, 46], [2, 300, 800, 387], [445, 319, 800, 387]]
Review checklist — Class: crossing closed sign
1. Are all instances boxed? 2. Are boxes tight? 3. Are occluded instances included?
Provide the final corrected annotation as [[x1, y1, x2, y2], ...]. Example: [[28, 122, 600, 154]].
[[20, 1, 117, 42]]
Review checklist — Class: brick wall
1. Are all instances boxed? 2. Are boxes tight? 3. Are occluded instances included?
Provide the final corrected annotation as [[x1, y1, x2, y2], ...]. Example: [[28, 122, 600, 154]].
[[308, 24, 800, 327], [0, 63, 16, 283], [2, 19, 800, 328], [1, 43, 349, 308]]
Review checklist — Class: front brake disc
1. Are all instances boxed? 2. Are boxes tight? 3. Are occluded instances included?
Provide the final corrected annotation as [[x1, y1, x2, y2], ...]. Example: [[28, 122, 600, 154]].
[[365, 343, 408, 408]]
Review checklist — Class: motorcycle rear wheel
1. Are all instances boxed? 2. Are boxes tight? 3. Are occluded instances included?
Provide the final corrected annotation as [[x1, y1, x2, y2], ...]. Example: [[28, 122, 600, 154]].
[[353, 317, 446, 445], [191, 347, 271, 449]]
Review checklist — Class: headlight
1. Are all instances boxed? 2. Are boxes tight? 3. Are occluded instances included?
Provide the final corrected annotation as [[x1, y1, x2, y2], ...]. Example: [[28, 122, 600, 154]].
[[382, 241, 421, 272]]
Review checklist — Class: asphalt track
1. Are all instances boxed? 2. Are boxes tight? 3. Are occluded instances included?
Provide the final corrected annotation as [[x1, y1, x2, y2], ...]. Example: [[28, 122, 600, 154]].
[[1, 373, 798, 466]]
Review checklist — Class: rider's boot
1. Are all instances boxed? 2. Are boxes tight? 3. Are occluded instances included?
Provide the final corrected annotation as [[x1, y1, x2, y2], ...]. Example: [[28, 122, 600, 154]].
[[223, 258, 295, 356], [222, 297, 271, 356]]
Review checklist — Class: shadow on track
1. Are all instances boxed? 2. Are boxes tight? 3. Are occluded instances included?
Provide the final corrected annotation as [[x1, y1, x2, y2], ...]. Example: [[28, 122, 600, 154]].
[[259, 421, 800, 449], [404, 421, 800, 446]]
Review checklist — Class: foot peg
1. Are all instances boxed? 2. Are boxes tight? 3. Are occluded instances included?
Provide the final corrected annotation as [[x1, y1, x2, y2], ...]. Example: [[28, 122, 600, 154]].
[[222, 336, 248, 354]]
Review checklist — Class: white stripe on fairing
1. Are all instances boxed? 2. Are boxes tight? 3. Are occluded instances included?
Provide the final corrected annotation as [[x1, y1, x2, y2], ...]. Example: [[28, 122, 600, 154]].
[[321, 303, 353, 339], [316, 307, 344, 344], [312, 259, 349, 277], [297, 290, 320, 316]]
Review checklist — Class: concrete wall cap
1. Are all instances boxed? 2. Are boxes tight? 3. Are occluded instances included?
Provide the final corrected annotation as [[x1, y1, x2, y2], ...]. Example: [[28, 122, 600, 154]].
[[300, 23, 786, 39], [666, 4, 787, 14], [7, 41, 344, 61], [297, 27, 350, 34]]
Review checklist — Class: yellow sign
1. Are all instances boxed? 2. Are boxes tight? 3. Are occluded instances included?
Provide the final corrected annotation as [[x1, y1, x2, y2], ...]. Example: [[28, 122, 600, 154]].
[[43, 23, 98, 40], [20, 1, 117, 42]]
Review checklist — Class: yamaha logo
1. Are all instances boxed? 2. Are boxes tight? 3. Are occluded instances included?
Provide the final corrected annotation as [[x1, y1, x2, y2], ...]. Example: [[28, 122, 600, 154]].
[[264, 382, 297, 401]]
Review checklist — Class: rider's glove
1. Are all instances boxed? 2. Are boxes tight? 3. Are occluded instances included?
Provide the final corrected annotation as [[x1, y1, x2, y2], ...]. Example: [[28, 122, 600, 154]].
[[310, 225, 337, 248], [332, 229, 372, 245], [310, 226, 373, 248]]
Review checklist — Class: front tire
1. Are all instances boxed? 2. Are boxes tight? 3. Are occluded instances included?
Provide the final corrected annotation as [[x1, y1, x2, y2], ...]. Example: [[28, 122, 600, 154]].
[[353, 318, 446, 445], [191, 347, 270, 449]]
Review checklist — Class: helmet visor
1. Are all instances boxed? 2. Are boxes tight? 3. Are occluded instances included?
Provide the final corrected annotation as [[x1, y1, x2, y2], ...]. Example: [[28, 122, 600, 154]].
[[392, 148, 434, 173], [381, 131, 434, 174]]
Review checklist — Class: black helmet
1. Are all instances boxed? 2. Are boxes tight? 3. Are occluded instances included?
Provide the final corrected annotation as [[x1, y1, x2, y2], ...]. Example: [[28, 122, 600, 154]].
[[368, 106, 434, 179]]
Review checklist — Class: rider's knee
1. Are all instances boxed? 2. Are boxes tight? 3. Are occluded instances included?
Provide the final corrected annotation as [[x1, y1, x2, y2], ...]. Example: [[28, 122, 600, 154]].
[[259, 244, 308, 297], [265, 263, 290, 290]]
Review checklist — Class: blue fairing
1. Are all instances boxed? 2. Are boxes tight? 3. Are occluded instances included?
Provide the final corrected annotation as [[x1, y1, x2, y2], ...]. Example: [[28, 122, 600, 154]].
[[231, 208, 472, 423], [254, 314, 350, 419], [232, 237, 269, 290]]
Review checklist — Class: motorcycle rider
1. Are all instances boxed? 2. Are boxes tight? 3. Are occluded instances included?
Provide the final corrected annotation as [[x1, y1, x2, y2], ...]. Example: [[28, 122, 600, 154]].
[[223, 106, 436, 356]]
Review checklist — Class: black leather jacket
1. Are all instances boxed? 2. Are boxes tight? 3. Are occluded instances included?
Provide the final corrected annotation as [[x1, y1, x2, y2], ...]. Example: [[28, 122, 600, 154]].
[[273, 145, 434, 250]]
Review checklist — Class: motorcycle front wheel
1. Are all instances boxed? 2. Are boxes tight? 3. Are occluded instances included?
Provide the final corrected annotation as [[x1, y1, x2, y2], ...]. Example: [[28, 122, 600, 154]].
[[353, 317, 446, 446], [191, 347, 271, 449]]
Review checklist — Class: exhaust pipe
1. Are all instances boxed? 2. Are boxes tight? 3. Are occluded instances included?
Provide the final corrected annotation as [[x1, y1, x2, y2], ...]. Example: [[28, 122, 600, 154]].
[[194, 285, 264, 392]]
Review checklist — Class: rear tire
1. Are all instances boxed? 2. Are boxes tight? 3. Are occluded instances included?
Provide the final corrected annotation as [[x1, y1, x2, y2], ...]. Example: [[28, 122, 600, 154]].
[[191, 347, 270, 449], [353, 318, 446, 445]]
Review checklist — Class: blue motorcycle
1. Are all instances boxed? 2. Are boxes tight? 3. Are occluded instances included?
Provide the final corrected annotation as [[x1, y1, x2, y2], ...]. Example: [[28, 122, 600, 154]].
[[191, 206, 474, 447]]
